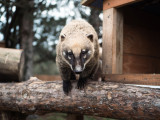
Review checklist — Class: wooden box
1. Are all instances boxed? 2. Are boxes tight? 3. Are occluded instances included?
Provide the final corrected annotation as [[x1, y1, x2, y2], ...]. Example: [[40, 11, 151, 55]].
[[82, 0, 160, 85]]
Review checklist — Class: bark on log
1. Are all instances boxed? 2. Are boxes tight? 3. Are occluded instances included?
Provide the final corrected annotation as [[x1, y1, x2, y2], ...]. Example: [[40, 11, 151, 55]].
[[0, 48, 24, 82], [0, 77, 160, 120]]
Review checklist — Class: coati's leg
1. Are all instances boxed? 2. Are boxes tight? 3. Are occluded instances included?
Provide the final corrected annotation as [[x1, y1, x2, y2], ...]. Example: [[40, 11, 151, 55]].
[[77, 62, 100, 89], [77, 68, 92, 89], [77, 75, 88, 89], [63, 80, 72, 95], [70, 71, 76, 80], [59, 67, 75, 94]]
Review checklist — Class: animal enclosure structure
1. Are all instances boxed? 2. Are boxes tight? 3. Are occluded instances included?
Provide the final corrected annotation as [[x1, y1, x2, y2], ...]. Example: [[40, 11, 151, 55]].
[[82, 0, 160, 86]]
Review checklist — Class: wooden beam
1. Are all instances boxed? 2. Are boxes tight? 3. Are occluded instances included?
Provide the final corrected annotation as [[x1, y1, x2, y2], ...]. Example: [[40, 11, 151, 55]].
[[102, 8, 123, 74], [103, 0, 141, 10], [81, 0, 95, 6], [0, 77, 160, 119], [104, 74, 160, 86]]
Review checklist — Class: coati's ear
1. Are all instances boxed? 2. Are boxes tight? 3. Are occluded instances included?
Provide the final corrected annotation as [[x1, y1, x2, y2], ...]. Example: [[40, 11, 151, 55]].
[[61, 34, 66, 42], [86, 34, 93, 42]]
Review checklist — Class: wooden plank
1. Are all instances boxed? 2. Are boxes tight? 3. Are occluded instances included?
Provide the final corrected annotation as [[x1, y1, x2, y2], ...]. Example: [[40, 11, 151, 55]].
[[123, 7, 160, 74], [103, 0, 141, 10], [124, 24, 160, 58], [102, 8, 123, 74], [102, 9, 113, 74], [104, 74, 160, 86], [113, 8, 123, 74], [123, 54, 160, 74], [123, 8, 160, 57]]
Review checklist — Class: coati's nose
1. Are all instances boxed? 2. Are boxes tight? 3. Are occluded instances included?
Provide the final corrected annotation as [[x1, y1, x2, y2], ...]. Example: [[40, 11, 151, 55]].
[[74, 65, 83, 74], [75, 71, 82, 74]]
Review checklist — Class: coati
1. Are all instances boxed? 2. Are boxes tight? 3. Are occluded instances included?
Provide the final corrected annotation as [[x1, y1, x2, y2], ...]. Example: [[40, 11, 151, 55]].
[[56, 19, 102, 94]]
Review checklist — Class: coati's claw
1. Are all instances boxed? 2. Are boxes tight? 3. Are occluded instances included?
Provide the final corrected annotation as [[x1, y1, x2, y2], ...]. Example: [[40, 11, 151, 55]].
[[63, 80, 72, 95], [77, 78, 87, 89]]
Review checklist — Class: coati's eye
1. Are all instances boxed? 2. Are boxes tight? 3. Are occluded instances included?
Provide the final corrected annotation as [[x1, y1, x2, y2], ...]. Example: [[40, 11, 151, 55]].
[[81, 49, 88, 54], [68, 50, 73, 55]]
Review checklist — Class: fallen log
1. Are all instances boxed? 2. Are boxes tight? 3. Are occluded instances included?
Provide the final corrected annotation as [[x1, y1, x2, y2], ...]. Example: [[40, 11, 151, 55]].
[[0, 77, 159, 119], [0, 48, 24, 82]]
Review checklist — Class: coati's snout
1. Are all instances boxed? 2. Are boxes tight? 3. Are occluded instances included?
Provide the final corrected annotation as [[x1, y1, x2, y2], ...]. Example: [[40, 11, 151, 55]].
[[62, 48, 92, 74], [73, 58, 83, 74]]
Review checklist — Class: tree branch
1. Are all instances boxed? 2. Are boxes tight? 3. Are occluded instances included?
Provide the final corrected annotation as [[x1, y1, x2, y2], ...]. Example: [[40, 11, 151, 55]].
[[4, 6, 19, 47], [0, 77, 159, 119]]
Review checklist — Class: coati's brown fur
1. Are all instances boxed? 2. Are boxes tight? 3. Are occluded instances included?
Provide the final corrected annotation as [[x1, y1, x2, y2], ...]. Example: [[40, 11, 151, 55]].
[[56, 19, 102, 94]]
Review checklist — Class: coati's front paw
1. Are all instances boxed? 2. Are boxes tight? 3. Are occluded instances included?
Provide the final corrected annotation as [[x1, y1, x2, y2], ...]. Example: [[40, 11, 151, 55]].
[[77, 78, 87, 89], [63, 80, 72, 95]]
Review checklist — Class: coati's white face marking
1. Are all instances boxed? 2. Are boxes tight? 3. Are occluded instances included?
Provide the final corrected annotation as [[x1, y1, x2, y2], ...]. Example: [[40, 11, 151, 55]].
[[88, 50, 91, 55], [68, 50, 71, 53], [63, 51, 66, 56], [82, 49, 86, 52], [68, 56, 71, 59], [62, 47, 93, 74]]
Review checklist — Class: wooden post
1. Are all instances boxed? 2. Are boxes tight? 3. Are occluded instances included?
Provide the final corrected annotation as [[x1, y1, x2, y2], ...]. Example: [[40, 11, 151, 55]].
[[0, 48, 24, 81], [102, 8, 123, 74]]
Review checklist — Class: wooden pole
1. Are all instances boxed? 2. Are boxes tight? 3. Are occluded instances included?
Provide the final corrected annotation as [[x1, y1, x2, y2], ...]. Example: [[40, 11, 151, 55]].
[[102, 8, 123, 74], [0, 77, 159, 119], [0, 48, 24, 82]]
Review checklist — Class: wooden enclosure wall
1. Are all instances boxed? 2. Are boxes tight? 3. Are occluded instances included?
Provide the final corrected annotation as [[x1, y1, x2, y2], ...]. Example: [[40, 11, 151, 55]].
[[102, 8, 123, 74], [123, 7, 160, 74]]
